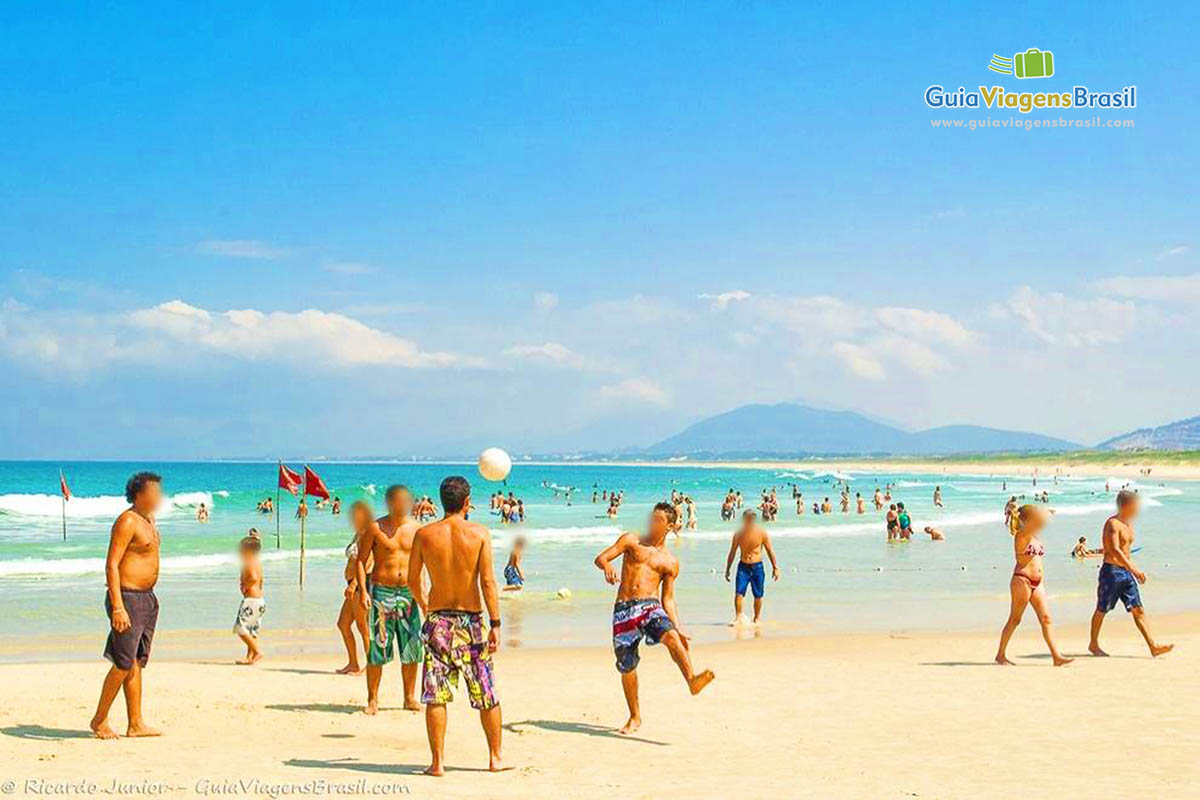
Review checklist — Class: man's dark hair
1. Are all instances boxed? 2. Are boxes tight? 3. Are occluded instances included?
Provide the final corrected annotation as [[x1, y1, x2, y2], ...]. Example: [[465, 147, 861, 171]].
[[1117, 489, 1138, 508], [653, 501, 678, 525], [385, 484, 409, 502], [440, 475, 471, 514], [743, 510, 757, 520], [125, 471, 162, 504]]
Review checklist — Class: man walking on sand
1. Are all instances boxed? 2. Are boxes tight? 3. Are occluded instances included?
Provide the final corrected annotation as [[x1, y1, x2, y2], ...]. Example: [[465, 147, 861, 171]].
[[407, 476, 504, 776], [724, 510, 780, 626], [356, 486, 423, 714], [1088, 491, 1174, 658], [594, 502, 715, 735], [90, 472, 164, 740]]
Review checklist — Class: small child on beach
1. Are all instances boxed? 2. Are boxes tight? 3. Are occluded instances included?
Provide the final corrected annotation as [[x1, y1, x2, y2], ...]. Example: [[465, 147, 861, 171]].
[[233, 530, 266, 664], [503, 535, 526, 591]]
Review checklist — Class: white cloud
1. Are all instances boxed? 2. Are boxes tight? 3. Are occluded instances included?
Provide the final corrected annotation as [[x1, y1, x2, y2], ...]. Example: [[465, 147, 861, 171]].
[[1094, 272, 1200, 304], [875, 307, 974, 347], [698, 290, 751, 310], [598, 377, 671, 407], [832, 341, 886, 380], [533, 291, 559, 311], [1157, 244, 1190, 260], [129, 301, 466, 367], [1003, 286, 1135, 346], [503, 342, 587, 369], [195, 240, 292, 260]]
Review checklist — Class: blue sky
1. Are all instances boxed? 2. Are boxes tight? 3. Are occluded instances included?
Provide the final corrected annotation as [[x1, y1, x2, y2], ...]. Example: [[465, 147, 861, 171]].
[[2, 2, 1198, 457]]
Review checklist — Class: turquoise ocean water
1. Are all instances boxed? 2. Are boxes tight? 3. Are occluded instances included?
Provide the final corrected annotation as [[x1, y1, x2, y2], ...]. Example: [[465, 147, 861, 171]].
[[0, 461, 1196, 658]]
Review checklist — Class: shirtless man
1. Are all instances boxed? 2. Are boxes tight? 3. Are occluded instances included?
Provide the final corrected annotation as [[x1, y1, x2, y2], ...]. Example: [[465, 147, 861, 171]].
[[357, 487, 423, 714], [724, 510, 780, 625], [407, 476, 504, 776], [594, 502, 715, 735], [1088, 491, 1173, 658], [90, 472, 163, 740]]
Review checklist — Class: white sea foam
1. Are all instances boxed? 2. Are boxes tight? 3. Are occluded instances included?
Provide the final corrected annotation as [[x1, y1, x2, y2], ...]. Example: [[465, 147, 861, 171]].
[[0, 491, 218, 519], [0, 546, 345, 578]]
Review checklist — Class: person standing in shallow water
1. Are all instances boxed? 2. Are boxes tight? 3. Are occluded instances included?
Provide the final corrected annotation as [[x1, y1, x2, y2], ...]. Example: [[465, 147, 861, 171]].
[[90, 472, 165, 739], [995, 505, 1072, 667]]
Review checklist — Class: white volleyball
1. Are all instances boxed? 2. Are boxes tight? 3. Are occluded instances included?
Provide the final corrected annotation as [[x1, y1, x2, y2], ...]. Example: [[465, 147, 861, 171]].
[[556, 587, 572, 599], [478, 447, 513, 482]]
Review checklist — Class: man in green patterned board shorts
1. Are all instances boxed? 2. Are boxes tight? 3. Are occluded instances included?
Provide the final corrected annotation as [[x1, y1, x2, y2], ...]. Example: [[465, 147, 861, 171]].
[[353, 490, 423, 714]]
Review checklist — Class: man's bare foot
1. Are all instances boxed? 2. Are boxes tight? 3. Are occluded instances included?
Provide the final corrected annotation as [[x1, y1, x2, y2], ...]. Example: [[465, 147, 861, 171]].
[[90, 718, 118, 740], [1052, 655, 1074, 667], [363, 699, 378, 716], [618, 716, 642, 735], [336, 664, 362, 675], [403, 699, 422, 712], [237, 652, 263, 665], [423, 764, 444, 777], [1088, 644, 1109, 657], [689, 669, 715, 695], [995, 655, 1015, 666], [125, 722, 162, 737], [488, 756, 512, 772], [1150, 643, 1174, 657]]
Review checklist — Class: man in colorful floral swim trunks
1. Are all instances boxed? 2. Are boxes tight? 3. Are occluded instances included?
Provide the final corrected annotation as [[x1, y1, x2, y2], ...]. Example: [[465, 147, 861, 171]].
[[408, 476, 504, 776], [594, 502, 715, 736]]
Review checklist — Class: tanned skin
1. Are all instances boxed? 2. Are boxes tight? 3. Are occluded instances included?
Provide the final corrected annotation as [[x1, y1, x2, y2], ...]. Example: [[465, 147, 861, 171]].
[[407, 487, 504, 776], [356, 488, 421, 713], [89, 480, 163, 740]]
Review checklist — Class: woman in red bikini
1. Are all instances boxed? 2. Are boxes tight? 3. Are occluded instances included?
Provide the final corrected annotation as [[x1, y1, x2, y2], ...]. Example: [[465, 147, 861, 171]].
[[995, 504, 1073, 666]]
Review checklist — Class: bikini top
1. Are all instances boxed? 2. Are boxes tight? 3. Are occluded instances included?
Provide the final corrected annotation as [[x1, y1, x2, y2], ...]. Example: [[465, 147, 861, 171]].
[[1023, 539, 1046, 557]]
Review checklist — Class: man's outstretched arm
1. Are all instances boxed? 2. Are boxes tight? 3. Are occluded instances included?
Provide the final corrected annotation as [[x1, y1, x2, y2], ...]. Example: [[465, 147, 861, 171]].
[[594, 533, 631, 584]]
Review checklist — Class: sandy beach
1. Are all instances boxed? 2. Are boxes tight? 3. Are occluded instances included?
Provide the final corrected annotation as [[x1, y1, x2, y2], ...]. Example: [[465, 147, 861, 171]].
[[2, 616, 1196, 799]]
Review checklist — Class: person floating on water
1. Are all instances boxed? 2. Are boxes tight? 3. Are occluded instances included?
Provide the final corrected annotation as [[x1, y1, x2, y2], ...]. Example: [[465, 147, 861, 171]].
[[232, 530, 265, 665], [593, 502, 715, 735], [724, 510, 780, 627], [1088, 491, 1173, 659], [995, 505, 1073, 667]]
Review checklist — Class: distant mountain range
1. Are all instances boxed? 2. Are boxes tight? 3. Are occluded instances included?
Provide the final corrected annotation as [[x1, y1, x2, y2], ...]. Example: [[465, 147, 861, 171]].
[[644, 403, 1081, 457], [1098, 415, 1200, 451]]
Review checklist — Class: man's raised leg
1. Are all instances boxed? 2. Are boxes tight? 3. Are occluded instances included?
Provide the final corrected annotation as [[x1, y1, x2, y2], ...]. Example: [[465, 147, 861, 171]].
[[661, 630, 715, 696], [1131, 607, 1174, 657], [90, 666, 127, 739], [424, 704, 447, 776]]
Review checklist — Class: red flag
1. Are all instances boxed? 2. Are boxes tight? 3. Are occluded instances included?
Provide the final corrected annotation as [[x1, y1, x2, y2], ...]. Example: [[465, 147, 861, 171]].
[[303, 465, 330, 500], [59, 470, 71, 501], [278, 463, 302, 496]]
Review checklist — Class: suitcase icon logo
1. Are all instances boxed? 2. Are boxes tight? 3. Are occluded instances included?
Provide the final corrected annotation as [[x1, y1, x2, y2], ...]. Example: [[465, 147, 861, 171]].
[[988, 48, 1055, 79]]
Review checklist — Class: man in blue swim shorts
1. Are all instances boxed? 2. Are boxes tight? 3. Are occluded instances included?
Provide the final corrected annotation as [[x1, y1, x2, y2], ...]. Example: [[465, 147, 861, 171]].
[[1089, 491, 1173, 658], [723, 510, 780, 626]]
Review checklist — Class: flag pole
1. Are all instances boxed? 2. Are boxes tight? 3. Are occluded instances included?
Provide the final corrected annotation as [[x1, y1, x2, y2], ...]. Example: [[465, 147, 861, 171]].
[[275, 460, 282, 550], [299, 509, 306, 588]]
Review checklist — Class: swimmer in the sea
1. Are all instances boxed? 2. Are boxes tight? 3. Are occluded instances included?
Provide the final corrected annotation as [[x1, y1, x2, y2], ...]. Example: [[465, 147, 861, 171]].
[[503, 535, 526, 591], [922, 526, 944, 541]]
